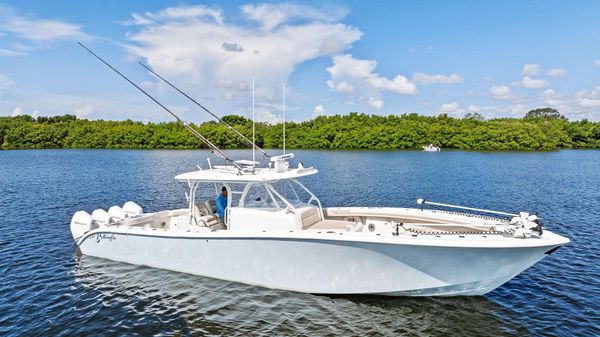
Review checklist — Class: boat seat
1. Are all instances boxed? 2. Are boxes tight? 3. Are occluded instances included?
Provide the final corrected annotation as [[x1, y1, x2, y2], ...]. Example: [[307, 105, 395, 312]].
[[298, 207, 322, 229], [205, 199, 216, 215], [307, 220, 357, 231]]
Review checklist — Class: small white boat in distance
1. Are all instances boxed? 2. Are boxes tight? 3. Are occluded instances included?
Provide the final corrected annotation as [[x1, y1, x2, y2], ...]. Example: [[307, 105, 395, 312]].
[[71, 154, 569, 296], [423, 143, 441, 152]]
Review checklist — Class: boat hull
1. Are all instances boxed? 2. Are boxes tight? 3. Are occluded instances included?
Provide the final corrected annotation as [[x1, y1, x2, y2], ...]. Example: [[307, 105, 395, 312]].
[[77, 230, 564, 296]]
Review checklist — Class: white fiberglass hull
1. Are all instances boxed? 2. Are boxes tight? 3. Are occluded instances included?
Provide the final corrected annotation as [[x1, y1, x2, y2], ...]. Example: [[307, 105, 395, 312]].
[[76, 228, 567, 296]]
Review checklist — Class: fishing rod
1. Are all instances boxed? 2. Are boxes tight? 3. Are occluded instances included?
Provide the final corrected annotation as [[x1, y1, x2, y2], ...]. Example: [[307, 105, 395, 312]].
[[137, 61, 271, 159], [77, 42, 243, 171]]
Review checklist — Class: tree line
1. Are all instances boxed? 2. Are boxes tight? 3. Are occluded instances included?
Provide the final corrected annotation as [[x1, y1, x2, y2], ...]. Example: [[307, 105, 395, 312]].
[[1, 108, 599, 151]]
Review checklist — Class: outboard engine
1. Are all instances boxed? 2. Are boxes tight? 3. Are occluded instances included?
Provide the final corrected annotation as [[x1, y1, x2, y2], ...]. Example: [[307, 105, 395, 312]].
[[123, 201, 143, 217], [70, 211, 94, 241]]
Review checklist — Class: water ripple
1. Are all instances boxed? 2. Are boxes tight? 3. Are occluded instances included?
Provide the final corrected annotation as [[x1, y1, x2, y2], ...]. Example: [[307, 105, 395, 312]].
[[0, 149, 598, 336]]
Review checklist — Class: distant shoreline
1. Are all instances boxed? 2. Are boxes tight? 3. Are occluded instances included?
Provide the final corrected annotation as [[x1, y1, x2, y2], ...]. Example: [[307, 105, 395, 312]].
[[2, 113, 599, 151]]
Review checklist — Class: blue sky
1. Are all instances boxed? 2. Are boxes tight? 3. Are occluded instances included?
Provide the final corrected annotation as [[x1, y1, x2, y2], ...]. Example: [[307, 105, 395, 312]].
[[1, 0, 600, 123]]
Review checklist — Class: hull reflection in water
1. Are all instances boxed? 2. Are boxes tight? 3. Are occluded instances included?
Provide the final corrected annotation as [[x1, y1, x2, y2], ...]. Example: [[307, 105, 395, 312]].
[[73, 256, 529, 336]]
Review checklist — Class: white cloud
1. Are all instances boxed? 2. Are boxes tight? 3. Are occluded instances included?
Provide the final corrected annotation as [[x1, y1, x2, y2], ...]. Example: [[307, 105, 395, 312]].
[[462, 104, 526, 119], [74, 104, 95, 118], [216, 78, 248, 91], [327, 54, 376, 79], [467, 104, 480, 113], [313, 104, 326, 116], [368, 97, 384, 110], [411, 72, 462, 84], [532, 87, 600, 120], [594, 59, 600, 66], [0, 48, 26, 57], [11, 107, 22, 117], [326, 54, 417, 98], [254, 105, 279, 124], [8, 106, 38, 118], [440, 101, 459, 113], [547, 68, 566, 77], [366, 74, 416, 95], [335, 81, 355, 93], [542, 88, 566, 106], [520, 76, 548, 89], [490, 85, 513, 99], [576, 87, 600, 108], [241, 3, 349, 31], [578, 98, 600, 108], [125, 5, 224, 26], [125, 4, 361, 113], [521, 64, 541, 76], [0, 8, 88, 43], [222, 91, 235, 101], [326, 80, 354, 93], [0, 7, 89, 57]]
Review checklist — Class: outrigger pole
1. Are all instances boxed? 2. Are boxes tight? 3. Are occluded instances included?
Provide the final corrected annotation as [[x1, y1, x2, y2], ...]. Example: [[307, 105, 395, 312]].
[[77, 42, 243, 171], [137, 62, 271, 159]]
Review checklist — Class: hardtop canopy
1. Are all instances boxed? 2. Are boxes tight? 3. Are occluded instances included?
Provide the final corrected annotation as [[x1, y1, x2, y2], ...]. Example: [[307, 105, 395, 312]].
[[174, 166, 318, 183]]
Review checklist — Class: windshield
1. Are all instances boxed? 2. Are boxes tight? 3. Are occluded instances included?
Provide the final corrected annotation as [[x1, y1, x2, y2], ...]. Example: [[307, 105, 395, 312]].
[[241, 183, 280, 209], [269, 180, 316, 208]]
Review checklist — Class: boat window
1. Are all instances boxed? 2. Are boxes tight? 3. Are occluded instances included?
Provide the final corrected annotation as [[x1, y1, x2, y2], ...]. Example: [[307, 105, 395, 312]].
[[225, 183, 247, 207], [270, 180, 314, 208], [241, 183, 280, 209]]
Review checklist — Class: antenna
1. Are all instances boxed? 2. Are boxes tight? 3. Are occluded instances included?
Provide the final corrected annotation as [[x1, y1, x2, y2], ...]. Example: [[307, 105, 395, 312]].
[[252, 76, 256, 171], [78, 42, 243, 171], [137, 61, 270, 159], [282, 82, 286, 155]]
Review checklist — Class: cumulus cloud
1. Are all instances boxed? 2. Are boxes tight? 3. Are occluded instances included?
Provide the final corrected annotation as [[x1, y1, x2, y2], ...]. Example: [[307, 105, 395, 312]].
[[520, 76, 548, 89], [216, 78, 248, 91], [366, 75, 416, 95], [440, 101, 460, 113], [241, 3, 349, 31], [521, 64, 541, 76], [254, 105, 279, 124], [326, 54, 417, 102], [313, 104, 326, 116], [490, 85, 513, 99], [576, 87, 600, 108], [368, 97, 384, 110], [547, 68, 567, 77], [11, 107, 22, 117], [327, 54, 377, 79], [542, 88, 568, 106], [326, 80, 354, 93], [411, 72, 462, 84], [125, 4, 362, 115], [463, 104, 527, 119], [467, 104, 480, 113], [74, 104, 95, 118]]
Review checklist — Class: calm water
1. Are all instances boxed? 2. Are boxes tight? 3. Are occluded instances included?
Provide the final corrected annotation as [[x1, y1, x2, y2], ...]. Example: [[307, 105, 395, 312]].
[[0, 149, 598, 336]]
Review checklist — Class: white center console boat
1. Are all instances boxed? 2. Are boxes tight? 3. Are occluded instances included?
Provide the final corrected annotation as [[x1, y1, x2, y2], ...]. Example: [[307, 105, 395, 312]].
[[72, 44, 569, 296], [71, 155, 569, 296]]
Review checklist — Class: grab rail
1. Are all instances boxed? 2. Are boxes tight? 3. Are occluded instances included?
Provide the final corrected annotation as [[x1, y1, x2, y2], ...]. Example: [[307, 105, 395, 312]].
[[417, 199, 519, 217]]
